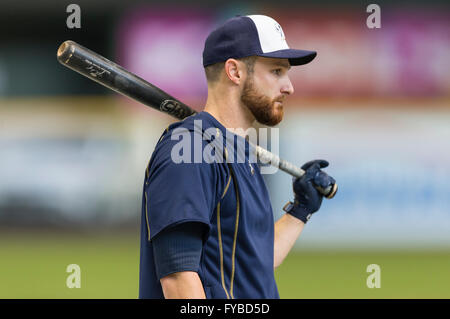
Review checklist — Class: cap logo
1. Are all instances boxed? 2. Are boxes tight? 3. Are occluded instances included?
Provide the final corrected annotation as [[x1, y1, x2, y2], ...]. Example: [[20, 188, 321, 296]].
[[275, 23, 285, 40]]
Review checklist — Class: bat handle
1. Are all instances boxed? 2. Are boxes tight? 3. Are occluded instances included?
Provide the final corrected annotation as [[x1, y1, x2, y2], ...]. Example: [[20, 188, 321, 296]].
[[255, 145, 338, 199]]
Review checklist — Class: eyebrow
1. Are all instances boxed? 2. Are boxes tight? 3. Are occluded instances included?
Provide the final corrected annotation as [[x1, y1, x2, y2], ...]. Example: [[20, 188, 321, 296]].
[[272, 61, 291, 70]]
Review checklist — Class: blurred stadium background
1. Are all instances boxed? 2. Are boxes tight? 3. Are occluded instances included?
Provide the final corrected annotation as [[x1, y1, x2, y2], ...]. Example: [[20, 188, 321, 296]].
[[0, 0, 449, 298]]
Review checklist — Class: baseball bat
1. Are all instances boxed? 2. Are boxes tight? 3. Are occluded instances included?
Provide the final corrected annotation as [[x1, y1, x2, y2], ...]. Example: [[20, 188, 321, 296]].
[[56, 40, 337, 199]]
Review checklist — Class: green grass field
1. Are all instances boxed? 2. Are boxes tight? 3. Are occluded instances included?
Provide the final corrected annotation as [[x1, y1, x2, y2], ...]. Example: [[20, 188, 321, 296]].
[[0, 231, 449, 299]]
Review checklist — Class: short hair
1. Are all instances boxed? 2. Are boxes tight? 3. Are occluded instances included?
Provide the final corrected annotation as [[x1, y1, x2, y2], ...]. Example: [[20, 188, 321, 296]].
[[204, 56, 257, 83]]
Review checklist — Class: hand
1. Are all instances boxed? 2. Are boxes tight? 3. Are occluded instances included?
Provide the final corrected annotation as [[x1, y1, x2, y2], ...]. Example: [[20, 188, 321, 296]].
[[284, 160, 336, 223]]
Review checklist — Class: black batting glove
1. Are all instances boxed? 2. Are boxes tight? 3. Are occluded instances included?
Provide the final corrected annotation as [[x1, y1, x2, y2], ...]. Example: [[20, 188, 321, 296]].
[[283, 160, 336, 224]]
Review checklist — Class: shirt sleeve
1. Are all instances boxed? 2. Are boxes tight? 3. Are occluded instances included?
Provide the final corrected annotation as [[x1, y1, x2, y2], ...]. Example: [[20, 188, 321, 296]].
[[152, 222, 207, 280], [144, 134, 219, 241]]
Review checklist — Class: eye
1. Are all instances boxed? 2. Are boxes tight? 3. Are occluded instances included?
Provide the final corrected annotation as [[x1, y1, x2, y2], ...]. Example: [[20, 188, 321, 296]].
[[272, 69, 282, 76]]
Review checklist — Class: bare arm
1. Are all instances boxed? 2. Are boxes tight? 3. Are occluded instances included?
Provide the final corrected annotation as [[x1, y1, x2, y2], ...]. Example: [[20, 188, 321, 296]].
[[273, 213, 305, 269], [160, 271, 206, 299]]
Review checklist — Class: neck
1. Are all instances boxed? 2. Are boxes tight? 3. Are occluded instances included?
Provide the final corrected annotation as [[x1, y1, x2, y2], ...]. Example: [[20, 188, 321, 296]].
[[203, 87, 255, 136]]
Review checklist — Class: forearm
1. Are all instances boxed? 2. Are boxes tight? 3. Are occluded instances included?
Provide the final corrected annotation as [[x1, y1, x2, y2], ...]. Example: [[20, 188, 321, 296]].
[[160, 271, 206, 299], [273, 213, 305, 269]]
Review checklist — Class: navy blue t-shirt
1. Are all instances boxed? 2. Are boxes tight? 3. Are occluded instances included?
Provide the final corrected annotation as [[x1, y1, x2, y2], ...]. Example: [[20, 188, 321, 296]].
[[139, 111, 279, 299]]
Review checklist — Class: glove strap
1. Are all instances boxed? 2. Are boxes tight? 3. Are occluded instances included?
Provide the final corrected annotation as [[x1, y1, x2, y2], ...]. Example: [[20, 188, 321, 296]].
[[283, 201, 312, 224]]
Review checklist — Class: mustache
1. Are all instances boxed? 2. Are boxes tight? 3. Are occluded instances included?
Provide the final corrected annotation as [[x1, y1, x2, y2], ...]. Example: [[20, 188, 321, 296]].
[[273, 96, 286, 103]]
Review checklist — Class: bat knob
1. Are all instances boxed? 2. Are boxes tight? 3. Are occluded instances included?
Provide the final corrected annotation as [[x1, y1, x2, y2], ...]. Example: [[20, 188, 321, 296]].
[[315, 183, 338, 199], [325, 183, 338, 199]]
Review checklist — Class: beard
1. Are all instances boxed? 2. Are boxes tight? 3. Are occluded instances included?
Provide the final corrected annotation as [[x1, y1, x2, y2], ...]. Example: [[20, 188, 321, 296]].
[[240, 77, 284, 126]]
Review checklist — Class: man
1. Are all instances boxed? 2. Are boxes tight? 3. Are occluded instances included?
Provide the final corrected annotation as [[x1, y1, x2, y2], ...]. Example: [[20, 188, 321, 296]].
[[139, 14, 335, 299]]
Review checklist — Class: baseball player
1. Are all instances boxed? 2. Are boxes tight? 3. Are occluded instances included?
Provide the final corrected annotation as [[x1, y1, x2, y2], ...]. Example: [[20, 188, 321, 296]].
[[139, 15, 335, 299]]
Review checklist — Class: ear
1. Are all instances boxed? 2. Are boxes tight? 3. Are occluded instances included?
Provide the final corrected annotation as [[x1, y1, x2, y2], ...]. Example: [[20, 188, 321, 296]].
[[224, 58, 243, 85]]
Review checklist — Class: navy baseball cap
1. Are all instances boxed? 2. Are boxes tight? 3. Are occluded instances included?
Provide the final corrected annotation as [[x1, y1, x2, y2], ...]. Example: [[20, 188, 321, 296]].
[[202, 15, 317, 67]]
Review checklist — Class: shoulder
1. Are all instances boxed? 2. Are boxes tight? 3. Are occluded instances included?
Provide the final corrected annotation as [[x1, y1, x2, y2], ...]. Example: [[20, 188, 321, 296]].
[[153, 112, 225, 165], [145, 112, 230, 197]]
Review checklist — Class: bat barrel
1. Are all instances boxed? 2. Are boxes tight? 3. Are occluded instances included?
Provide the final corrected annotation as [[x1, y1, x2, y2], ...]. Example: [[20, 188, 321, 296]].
[[57, 40, 196, 120]]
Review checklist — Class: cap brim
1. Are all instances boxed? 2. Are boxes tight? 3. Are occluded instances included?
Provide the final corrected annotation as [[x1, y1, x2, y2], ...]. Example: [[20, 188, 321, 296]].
[[259, 49, 317, 66]]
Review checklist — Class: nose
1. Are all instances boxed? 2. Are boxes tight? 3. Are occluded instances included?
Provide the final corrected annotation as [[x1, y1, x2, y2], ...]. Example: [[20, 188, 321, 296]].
[[281, 77, 294, 95]]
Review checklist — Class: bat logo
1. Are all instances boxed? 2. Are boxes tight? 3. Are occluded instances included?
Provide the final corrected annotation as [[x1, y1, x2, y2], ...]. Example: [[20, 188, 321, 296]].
[[84, 59, 110, 78], [160, 100, 194, 120]]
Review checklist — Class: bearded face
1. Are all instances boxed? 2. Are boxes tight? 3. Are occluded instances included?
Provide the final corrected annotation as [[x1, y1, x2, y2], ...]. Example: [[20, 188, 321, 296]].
[[240, 75, 284, 126]]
